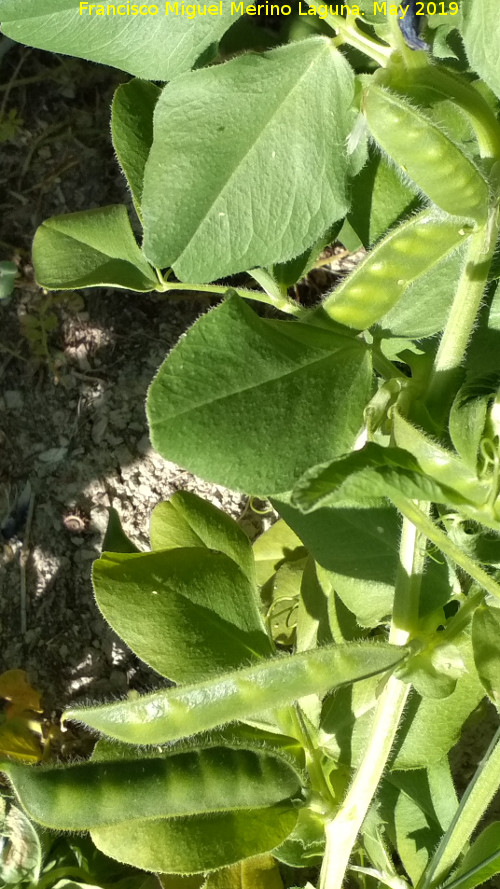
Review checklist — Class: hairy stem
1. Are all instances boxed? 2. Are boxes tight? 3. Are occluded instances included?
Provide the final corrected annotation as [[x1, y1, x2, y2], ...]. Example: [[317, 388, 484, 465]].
[[157, 278, 302, 315], [385, 10, 429, 70], [323, 13, 392, 67], [418, 68, 500, 160], [319, 675, 410, 889], [426, 214, 499, 419], [390, 495, 500, 603], [290, 703, 337, 815], [319, 510, 427, 888]]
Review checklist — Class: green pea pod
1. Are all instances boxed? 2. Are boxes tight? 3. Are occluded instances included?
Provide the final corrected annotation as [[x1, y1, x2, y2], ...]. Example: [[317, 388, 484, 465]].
[[322, 211, 470, 329], [63, 642, 406, 745], [91, 804, 299, 874], [0, 747, 302, 831], [363, 86, 490, 223]]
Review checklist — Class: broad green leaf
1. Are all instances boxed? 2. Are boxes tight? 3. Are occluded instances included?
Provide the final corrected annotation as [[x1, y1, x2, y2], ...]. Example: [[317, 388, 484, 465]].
[[447, 522, 500, 568], [462, 0, 500, 100], [391, 410, 493, 517], [32, 206, 158, 292], [398, 640, 466, 699], [159, 877, 205, 889], [64, 641, 406, 745], [446, 822, 500, 889], [147, 296, 371, 495], [426, 758, 458, 832], [379, 770, 447, 884], [93, 547, 271, 683], [91, 804, 298, 874], [346, 148, 420, 249], [292, 443, 459, 511], [202, 854, 284, 888], [274, 496, 400, 627], [322, 577, 360, 644], [273, 806, 325, 867], [393, 634, 484, 769], [1, 747, 301, 831], [253, 520, 306, 648], [387, 764, 457, 835], [472, 604, 500, 707], [296, 557, 332, 652], [253, 519, 305, 589], [378, 242, 467, 339], [319, 673, 383, 762], [111, 80, 161, 220], [0, 0, 242, 80], [150, 491, 255, 584], [142, 38, 356, 281], [102, 508, 140, 554], [449, 380, 493, 472], [0, 802, 42, 885], [275, 495, 452, 627], [266, 558, 305, 647], [429, 20, 463, 62], [322, 635, 483, 770], [362, 804, 401, 882], [352, 0, 390, 29], [382, 787, 438, 884]]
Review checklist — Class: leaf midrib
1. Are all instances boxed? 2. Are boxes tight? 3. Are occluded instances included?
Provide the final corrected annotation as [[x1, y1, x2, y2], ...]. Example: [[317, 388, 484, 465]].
[[160, 41, 338, 267], [152, 343, 365, 426]]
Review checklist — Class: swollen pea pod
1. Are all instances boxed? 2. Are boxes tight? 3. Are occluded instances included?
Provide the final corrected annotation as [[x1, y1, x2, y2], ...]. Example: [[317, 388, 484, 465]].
[[63, 642, 406, 745], [91, 804, 299, 874], [321, 210, 470, 329], [363, 86, 490, 223], [0, 746, 303, 831]]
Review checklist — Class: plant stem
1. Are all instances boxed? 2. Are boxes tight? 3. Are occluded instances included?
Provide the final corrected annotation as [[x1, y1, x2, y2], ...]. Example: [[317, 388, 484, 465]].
[[371, 344, 409, 383], [319, 509, 427, 888], [157, 277, 302, 316], [419, 725, 500, 889], [385, 11, 429, 70], [418, 68, 500, 160], [426, 215, 499, 419], [390, 495, 500, 603], [319, 674, 410, 889], [392, 507, 429, 641], [323, 13, 392, 67], [290, 703, 337, 814]]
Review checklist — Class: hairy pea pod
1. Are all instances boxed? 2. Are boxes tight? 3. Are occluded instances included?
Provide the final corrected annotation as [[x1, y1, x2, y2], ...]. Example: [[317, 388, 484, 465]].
[[90, 804, 299, 875], [63, 642, 405, 745], [363, 86, 490, 223], [321, 210, 470, 329], [0, 746, 303, 831]]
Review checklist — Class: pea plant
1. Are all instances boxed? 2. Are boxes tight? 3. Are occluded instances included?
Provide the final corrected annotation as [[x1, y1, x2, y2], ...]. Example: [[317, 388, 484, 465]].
[[2, 0, 500, 887]]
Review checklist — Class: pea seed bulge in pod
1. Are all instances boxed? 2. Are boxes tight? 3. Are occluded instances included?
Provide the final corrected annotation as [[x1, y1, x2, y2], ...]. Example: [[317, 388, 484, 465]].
[[1, 1, 500, 889]]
